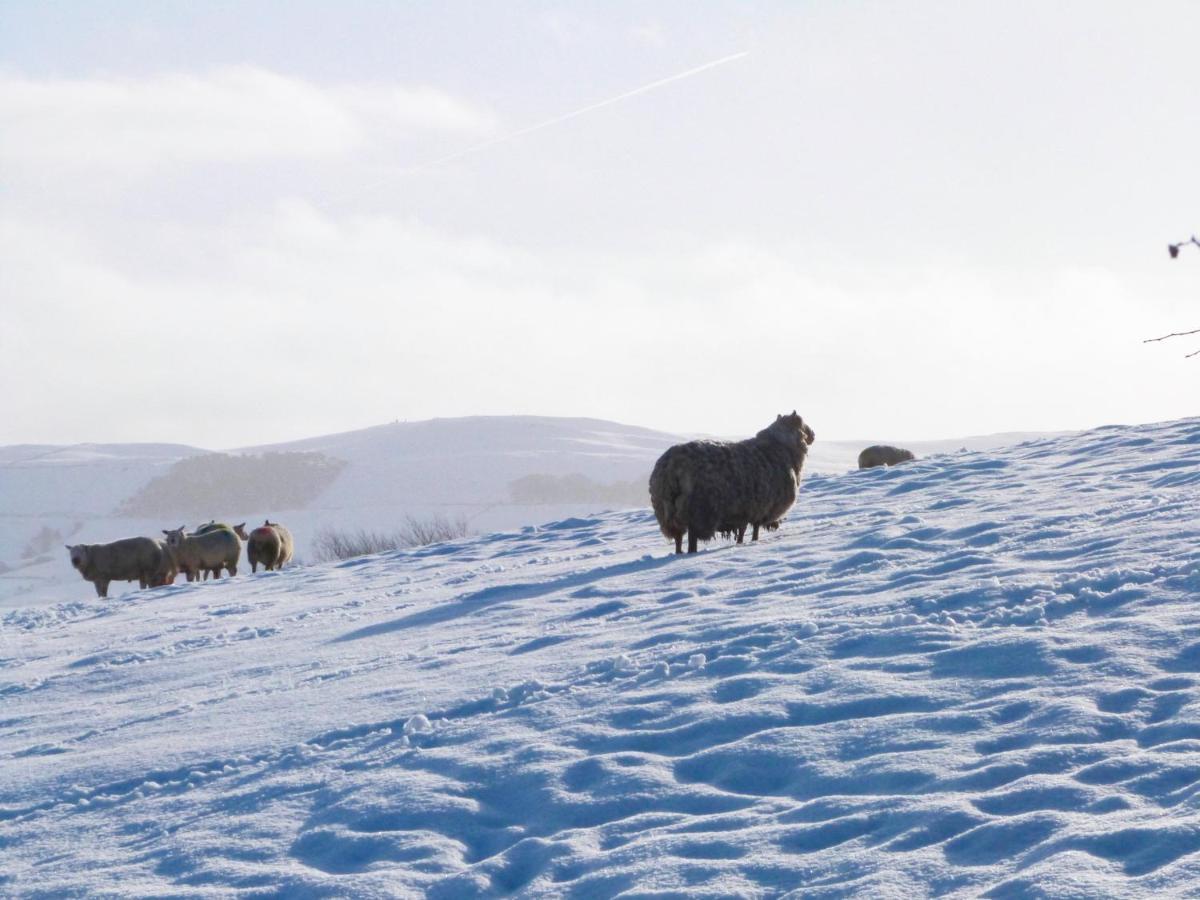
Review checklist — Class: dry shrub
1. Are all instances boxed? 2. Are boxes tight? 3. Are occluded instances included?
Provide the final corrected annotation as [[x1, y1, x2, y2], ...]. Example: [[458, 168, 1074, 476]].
[[310, 514, 470, 563]]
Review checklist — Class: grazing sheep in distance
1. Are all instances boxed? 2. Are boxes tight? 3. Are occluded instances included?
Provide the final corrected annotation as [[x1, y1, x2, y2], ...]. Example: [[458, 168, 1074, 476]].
[[858, 445, 916, 469], [649, 411, 815, 554], [194, 522, 244, 579], [66, 537, 175, 598], [195, 521, 239, 535], [151, 545, 179, 587], [236, 520, 294, 572], [163, 526, 240, 581]]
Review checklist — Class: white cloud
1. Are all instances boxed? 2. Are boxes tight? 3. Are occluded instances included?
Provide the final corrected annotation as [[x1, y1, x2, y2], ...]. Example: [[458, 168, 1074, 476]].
[[0, 67, 496, 171], [2, 200, 1191, 449]]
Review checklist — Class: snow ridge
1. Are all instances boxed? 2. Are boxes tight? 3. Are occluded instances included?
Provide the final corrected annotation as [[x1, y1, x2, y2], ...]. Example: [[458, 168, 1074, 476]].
[[4, 419, 1200, 896]]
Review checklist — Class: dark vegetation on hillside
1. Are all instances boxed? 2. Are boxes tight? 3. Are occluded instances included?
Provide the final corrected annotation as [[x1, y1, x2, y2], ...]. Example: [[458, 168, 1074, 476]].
[[117, 452, 346, 517], [507, 472, 648, 507]]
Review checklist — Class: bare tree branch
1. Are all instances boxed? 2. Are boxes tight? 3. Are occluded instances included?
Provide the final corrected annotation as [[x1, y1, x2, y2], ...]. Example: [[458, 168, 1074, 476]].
[[1147, 235, 1200, 357], [1144, 327, 1200, 344]]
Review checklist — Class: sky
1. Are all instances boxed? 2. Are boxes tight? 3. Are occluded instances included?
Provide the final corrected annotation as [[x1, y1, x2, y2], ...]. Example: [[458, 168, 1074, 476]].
[[2, 1, 1199, 449]]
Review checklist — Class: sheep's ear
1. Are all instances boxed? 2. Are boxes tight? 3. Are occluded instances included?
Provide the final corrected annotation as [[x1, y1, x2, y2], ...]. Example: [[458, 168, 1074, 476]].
[[776, 414, 782, 421], [162, 530, 169, 535]]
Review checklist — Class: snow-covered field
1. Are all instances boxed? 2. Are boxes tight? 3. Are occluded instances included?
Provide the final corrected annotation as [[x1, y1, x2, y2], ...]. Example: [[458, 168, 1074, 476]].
[[5, 417, 1199, 896]]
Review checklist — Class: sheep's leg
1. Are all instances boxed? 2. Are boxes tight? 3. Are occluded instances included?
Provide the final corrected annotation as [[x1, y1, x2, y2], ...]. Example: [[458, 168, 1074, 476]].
[[95, 580, 109, 598], [736, 525, 746, 544], [674, 534, 682, 554], [688, 531, 698, 554], [752, 524, 760, 541]]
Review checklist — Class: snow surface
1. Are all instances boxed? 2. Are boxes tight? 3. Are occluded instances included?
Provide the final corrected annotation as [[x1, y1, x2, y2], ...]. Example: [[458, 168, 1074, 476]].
[[5, 418, 1196, 897]]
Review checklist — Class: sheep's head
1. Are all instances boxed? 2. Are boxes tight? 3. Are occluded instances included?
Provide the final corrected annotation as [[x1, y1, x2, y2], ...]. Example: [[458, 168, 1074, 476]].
[[66, 544, 90, 571], [770, 411, 815, 448], [162, 526, 187, 549], [234, 523, 249, 541]]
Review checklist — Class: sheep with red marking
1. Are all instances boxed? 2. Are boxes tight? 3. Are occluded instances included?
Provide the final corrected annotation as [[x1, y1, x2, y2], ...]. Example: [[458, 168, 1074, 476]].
[[237, 520, 294, 572]]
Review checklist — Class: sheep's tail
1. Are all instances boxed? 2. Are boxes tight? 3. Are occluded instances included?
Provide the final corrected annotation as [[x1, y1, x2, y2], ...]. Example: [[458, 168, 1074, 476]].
[[649, 453, 684, 539]]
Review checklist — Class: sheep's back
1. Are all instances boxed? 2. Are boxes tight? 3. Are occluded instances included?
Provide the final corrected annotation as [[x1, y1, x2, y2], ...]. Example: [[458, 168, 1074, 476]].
[[249, 527, 283, 565], [89, 537, 161, 580], [650, 439, 782, 538], [183, 529, 240, 566]]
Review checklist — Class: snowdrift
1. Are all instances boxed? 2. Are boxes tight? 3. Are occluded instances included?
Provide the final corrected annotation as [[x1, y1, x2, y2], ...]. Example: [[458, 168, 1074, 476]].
[[4, 418, 1200, 896]]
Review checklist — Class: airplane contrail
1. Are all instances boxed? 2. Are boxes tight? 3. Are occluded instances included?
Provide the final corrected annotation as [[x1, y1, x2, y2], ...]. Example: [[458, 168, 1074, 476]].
[[318, 50, 749, 209]]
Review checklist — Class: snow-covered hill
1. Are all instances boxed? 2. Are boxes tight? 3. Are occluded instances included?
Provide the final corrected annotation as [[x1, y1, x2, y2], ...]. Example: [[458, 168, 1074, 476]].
[[4, 417, 1200, 896], [0, 415, 1043, 610]]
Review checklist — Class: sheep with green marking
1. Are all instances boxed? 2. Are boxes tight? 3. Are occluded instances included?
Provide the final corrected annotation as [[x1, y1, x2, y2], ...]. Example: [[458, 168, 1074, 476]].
[[163, 525, 240, 581], [194, 522, 244, 579]]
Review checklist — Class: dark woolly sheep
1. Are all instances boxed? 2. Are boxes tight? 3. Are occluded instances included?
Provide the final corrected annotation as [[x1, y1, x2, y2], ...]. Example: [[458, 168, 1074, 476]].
[[66, 537, 175, 598], [237, 520, 294, 572], [858, 445, 916, 469], [649, 411, 815, 554]]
